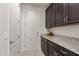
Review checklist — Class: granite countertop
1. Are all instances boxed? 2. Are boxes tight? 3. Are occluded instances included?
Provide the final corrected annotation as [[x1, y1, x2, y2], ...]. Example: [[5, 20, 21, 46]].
[[41, 34, 79, 55]]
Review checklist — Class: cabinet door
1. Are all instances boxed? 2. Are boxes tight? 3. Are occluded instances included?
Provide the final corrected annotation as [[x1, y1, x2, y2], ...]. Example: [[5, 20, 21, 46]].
[[46, 6, 50, 28], [56, 3, 67, 26], [41, 37, 48, 56], [46, 4, 55, 28], [48, 45, 62, 56], [67, 3, 79, 23], [50, 4, 56, 27]]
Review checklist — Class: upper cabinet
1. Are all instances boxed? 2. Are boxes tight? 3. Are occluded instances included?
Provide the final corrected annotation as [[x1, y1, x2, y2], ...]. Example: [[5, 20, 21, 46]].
[[67, 3, 79, 23], [45, 4, 56, 28], [45, 3, 79, 28], [55, 3, 66, 26]]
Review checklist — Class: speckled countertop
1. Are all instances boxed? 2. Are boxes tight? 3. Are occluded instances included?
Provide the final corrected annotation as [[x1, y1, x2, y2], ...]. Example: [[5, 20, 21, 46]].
[[41, 34, 79, 55]]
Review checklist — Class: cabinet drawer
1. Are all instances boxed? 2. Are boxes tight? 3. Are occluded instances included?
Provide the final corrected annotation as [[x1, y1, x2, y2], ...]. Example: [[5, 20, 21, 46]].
[[48, 40, 78, 56], [58, 46, 78, 56], [48, 45, 63, 56]]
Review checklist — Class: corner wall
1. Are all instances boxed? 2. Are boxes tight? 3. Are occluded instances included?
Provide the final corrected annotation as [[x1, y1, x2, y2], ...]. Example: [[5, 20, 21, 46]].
[[20, 4, 47, 51]]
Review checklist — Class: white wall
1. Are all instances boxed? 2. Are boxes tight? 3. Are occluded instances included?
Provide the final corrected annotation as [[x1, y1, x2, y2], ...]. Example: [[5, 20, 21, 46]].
[[9, 3, 21, 56], [0, 3, 9, 56], [49, 23, 79, 38], [20, 4, 47, 51], [0, 3, 22, 56]]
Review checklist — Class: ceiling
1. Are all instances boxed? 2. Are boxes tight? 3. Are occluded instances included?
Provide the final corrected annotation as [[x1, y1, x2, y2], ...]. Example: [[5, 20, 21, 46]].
[[20, 3, 50, 9]]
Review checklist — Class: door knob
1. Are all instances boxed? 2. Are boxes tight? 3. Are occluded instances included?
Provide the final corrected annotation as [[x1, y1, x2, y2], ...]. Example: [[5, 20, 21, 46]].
[[10, 40, 15, 44]]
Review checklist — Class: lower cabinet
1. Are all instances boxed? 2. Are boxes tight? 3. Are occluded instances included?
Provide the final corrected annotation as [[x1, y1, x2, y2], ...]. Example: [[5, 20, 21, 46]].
[[41, 37, 78, 56], [48, 45, 63, 56], [41, 37, 48, 56]]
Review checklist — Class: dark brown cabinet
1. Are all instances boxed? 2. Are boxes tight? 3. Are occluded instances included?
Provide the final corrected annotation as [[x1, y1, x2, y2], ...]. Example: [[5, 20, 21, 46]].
[[41, 37, 48, 56], [46, 6, 50, 28], [46, 4, 56, 28], [46, 3, 79, 28], [55, 3, 67, 26], [48, 42, 63, 56], [67, 3, 79, 23], [48, 40, 78, 56], [41, 36, 78, 56]]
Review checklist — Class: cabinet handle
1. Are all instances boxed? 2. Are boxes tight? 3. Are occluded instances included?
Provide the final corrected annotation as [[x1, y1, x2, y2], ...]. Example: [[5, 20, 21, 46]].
[[55, 53, 58, 56], [54, 52, 58, 56], [66, 16, 68, 22], [64, 17, 66, 23], [49, 43, 54, 46], [60, 50, 67, 54]]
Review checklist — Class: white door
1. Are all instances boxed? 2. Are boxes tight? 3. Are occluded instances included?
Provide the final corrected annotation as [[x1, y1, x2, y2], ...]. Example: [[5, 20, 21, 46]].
[[0, 3, 9, 56]]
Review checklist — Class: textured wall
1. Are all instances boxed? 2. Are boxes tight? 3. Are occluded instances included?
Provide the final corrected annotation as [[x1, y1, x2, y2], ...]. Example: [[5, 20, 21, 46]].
[[0, 3, 9, 56], [9, 3, 21, 56], [20, 4, 47, 51]]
